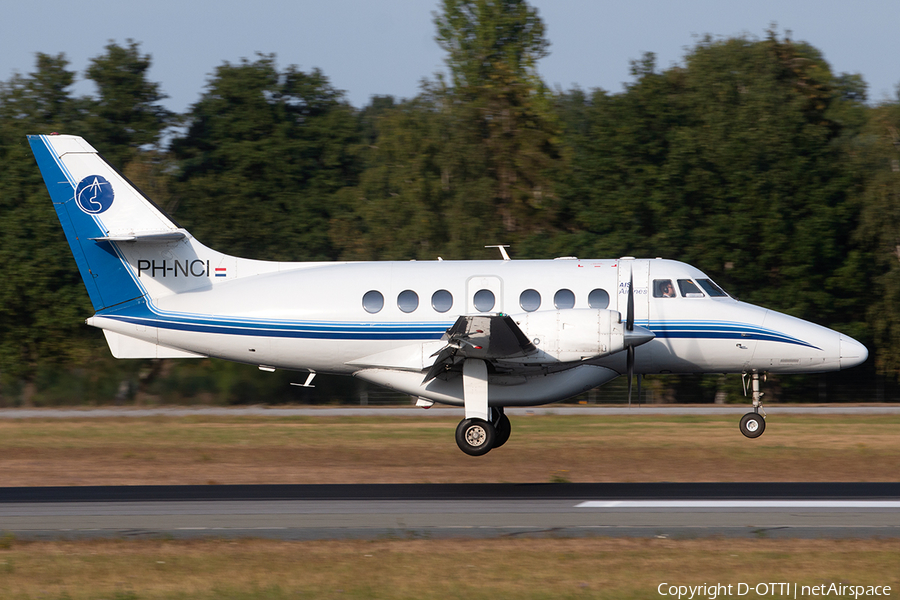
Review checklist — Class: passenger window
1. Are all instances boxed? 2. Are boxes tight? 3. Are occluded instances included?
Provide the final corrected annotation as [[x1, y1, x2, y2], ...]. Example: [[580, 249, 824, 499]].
[[519, 289, 541, 312], [473, 289, 495, 312], [554, 289, 575, 309], [362, 290, 384, 313], [677, 279, 705, 298], [654, 279, 677, 298], [397, 290, 418, 313], [697, 279, 728, 297], [588, 288, 609, 309], [431, 289, 453, 313]]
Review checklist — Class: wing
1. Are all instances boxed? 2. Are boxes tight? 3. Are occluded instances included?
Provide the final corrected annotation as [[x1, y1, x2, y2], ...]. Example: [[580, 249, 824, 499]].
[[423, 315, 537, 383]]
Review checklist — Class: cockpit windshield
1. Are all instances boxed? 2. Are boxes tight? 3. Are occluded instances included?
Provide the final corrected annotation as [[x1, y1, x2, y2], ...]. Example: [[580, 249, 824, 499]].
[[696, 278, 728, 297], [653, 277, 730, 299], [677, 279, 704, 297]]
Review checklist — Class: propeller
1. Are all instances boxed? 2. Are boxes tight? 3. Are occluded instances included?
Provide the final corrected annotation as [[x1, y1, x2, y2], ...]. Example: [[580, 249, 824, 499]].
[[626, 270, 635, 406], [623, 267, 655, 405]]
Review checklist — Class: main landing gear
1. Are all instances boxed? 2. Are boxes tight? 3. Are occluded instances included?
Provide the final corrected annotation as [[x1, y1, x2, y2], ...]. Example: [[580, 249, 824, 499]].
[[455, 407, 511, 456], [739, 370, 767, 439]]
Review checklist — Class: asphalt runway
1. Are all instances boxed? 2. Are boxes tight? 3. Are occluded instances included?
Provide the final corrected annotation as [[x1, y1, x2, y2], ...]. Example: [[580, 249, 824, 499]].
[[2, 483, 898, 541]]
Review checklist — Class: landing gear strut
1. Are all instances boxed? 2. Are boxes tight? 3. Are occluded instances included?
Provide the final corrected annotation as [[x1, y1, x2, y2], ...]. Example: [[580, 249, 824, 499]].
[[739, 370, 767, 439], [492, 407, 511, 449]]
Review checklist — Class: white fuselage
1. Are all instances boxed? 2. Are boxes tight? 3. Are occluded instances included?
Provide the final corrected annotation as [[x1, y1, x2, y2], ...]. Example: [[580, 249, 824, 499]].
[[88, 251, 865, 406]]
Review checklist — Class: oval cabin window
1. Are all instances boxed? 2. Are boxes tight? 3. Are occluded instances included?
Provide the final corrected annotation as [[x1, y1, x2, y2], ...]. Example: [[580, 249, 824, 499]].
[[588, 288, 609, 309], [397, 290, 419, 313], [431, 289, 453, 313], [554, 288, 575, 309], [362, 290, 384, 314], [473, 289, 495, 312], [519, 289, 541, 312]]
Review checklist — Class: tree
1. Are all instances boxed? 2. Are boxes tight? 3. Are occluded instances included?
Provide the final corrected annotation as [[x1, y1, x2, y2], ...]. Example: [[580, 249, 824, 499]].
[[330, 90, 456, 260], [0, 55, 98, 390], [854, 98, 900, 376], [171, 55, 360, 261], [556, 32, 867, 326], [82, 40, 172, 166], [434, 0, 560, 242], [335, 0, 562, 261]]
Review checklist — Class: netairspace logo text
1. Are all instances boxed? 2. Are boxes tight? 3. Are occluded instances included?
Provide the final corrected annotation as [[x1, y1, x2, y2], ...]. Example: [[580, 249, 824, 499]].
[[658, 582, 892, 599]]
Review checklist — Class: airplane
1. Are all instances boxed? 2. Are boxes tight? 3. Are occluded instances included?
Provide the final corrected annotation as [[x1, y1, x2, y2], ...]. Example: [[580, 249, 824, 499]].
[[28, 133, 869, 456]]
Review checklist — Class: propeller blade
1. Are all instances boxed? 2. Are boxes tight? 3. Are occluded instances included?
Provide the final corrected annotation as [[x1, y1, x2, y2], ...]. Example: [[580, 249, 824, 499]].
[[626, 345, 634, 406], [626, 270, 634, 332], [637, 373, 642, 407]]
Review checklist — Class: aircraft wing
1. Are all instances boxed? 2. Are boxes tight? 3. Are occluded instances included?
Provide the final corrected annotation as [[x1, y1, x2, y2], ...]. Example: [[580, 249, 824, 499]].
[[423, 315, 537, 383]]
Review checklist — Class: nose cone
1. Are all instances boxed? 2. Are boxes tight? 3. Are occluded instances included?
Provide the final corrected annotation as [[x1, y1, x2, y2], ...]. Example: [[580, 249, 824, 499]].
[[840, 335, 868, 369]]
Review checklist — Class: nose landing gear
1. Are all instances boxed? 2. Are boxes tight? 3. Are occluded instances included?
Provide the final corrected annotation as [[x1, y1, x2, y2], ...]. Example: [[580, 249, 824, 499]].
[[739, 370, 767, 439], [739, 411, 766, 438]]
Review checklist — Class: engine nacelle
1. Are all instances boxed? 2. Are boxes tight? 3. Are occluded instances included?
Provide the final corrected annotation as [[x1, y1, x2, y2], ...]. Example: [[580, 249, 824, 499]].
[[510, 309, 626, 363]]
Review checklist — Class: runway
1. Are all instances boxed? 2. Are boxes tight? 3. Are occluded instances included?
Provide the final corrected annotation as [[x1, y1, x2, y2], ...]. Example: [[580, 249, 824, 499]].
[[2, 483, 899, 540]]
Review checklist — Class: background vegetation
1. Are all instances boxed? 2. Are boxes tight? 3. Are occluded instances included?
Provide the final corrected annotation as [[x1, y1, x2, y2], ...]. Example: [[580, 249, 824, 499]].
[[1, 0, 898, 405]]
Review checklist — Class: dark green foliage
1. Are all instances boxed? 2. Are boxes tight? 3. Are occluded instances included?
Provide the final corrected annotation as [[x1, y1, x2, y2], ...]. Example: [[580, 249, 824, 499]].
[[171, 55, 360, 261], [0, 54, 100, 386], [333, 0, 561, 261], [853, 100, 900, 375], [0, 44, 174, 397], [555, 32, 868, 329], [82, 40, 173, 166]]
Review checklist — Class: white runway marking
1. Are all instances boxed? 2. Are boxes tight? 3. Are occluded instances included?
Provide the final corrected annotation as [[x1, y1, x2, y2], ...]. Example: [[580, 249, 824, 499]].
[[576, 500, 900, 509]]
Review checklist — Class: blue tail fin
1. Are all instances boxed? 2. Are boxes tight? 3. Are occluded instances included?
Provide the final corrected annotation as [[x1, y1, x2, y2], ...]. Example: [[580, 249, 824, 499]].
[[28, 134, 176, 311], [30, 134, 288, 316]]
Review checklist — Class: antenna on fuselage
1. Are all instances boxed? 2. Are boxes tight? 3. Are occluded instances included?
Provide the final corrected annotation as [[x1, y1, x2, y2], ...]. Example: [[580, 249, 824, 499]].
[[485, 245, 511, 261]]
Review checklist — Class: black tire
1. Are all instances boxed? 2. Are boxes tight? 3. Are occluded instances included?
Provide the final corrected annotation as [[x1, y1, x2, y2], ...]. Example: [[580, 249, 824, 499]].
[[455, 418, 496, 456], [493, 413, 511, 449], [739, 412, 766, 439]]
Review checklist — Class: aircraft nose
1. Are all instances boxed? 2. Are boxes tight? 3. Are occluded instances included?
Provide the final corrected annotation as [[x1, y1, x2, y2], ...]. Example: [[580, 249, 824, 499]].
[[840, 335, 868, 369]]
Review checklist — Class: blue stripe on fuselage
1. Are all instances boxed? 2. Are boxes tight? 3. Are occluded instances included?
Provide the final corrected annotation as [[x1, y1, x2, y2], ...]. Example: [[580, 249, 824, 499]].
[[98, 299, 451, 340], [94, 301, 817, 347], [646, 320, 819, 349]]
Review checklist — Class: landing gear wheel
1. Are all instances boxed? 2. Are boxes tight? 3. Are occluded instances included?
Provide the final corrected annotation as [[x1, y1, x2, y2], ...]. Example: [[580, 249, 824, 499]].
[[739, 412, 766, 439], [456, 418, 496, 456], [493, 413, 511, 449]]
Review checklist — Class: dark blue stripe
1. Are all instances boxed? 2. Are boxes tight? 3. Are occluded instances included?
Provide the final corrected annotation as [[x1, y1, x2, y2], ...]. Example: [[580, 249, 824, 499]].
[[651, 328, 818, 349], [109, 315, 446, 340]]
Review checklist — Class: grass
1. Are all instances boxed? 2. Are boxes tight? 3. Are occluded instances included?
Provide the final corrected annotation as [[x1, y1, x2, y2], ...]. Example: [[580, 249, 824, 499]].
[[1, 413, 897, 598], [0, 412, 898, 485], [0, 537, 898, 599]]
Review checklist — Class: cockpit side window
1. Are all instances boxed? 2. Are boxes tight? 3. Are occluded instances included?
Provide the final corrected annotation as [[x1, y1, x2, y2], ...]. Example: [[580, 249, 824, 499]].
[[653, 279, 677, 298], [677, 279, 705, 297], [697, 279, 728, 297]]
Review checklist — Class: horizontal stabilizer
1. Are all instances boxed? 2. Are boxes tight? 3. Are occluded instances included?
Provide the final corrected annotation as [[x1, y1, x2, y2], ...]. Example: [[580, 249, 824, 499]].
[[90, 229, 189, 243]]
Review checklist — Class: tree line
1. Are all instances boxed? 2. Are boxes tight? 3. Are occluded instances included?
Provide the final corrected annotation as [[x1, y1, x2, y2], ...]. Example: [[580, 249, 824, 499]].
[[1, 0, 898, 404]]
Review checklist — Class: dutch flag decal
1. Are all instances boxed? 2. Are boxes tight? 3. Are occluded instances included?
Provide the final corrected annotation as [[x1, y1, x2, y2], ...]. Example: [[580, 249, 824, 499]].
[[215, 267, 227, 278]]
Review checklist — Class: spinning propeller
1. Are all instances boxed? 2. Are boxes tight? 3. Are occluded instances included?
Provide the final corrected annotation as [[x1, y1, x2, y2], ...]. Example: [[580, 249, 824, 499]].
[[623, 268, 655, 405]]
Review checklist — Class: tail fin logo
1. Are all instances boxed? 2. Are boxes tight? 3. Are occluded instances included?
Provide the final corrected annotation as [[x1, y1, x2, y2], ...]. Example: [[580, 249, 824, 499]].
[[75, 175, 114, 214]]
